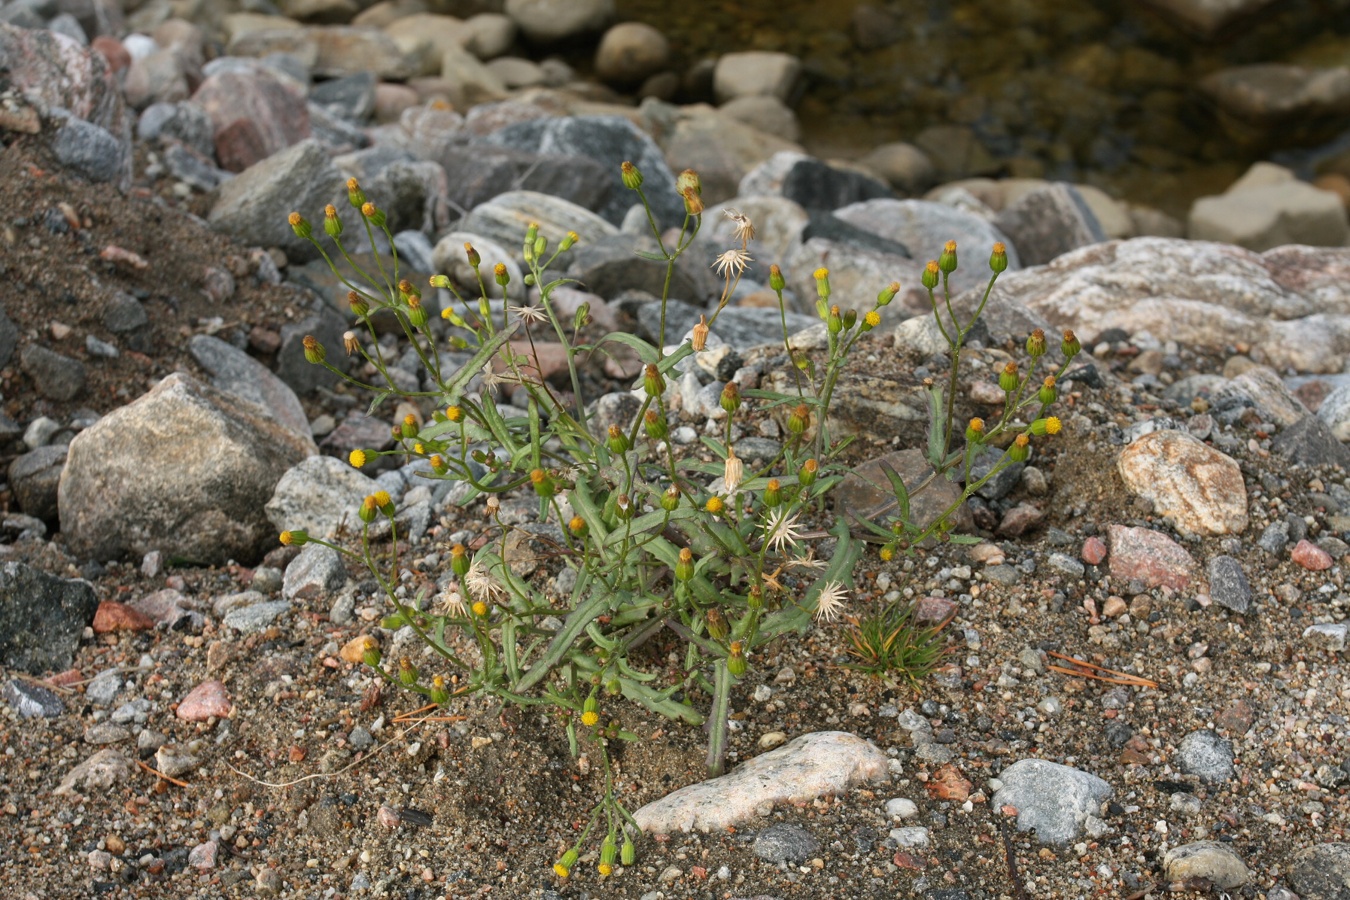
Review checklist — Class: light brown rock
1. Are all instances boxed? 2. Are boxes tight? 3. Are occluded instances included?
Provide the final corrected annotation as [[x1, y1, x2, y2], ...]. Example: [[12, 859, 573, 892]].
[[1117, 430, 1248, 536]]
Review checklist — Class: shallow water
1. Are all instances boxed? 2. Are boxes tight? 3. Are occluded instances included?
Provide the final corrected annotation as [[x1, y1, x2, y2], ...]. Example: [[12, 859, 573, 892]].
[[616, 0, 1350, 216]]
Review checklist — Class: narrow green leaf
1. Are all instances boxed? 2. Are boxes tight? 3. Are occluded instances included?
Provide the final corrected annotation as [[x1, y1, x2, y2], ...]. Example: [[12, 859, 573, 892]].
[[879, 459, 911, 523], [926, 384, 945, 468], [441, 321, 519, 405]]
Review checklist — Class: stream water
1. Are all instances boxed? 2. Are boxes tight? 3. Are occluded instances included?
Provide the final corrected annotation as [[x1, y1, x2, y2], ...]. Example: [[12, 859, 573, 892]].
[[615, 0, 1350, 217]]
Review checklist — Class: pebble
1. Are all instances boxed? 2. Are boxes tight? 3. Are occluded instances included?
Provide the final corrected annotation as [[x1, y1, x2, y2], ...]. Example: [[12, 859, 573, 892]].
[[177, 680, 231, 721], [1046, 552, 1085, 578], [222, 599, 292, 633], [751, 823, 819, 863], [1177, 729, 1235, 783], [92, 600, 156, 633], [1106, 525, 1199, 591], [1291, 539, 1333, 571], [1289, 843, 1350, 900], [889, 826, 931, 849], [990, 759, 1112, 844], [1206, 555, 1253, 614], [154, 743, 203, 777], [1163, 841, 1251, 889], [1080, 536, 1107, 565], [3, 679, 64, 718], [283, 544, 348, 600], [1303, 623, 1348, 653]]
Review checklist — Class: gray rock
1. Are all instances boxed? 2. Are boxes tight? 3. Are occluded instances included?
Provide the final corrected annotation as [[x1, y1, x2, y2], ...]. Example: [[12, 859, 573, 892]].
[[54, 749, 135, 796], [251, 566, 284, 594], [283, 544, 347, 600], [784, 236, 922, 317], [969, 447, 1025, 501], [276, 306, 349, 395], [636, 300, 814, 351], [1189, 166, 1350, 252], [0, 562, 99, 675], [208, 139, 345, 263], [85, 669, 122, 706], [137, 101, 215, 157], [222, 599, 292, 633], [52, 116, 124, 184], [0, 304, 16, 369], [190, 334, 310, 441], [835, 449, 972, 534], [1273, 416, 1350, 468], [3, 678, 64, 718], [1288, 842, 1350, 900], [19, 344, 85, 402], [633, 731, 887, 834], [993, 183, 1105, 266], [458, 189, 618, 251], [101, 291, 147, 334], [154, 743, 203, 778], [311, 71, 376, 121], [889, 826, 931, 849], [751, 824, 819, 864], [1163, 841, 1250, 890], [1303, 623, 1348, 653], [503, 0, 612, 44], [990, 759, 1113, 845], [8, 444, 67, 521], [266, 454, 381, 539], [779, 157, 892, 212], [1317, 382, 1350, 441], [84, 722, 132, 744], [1178, 729, 1234, 783], [481, 116, 682, 228], [1206, 555, 1252, 614], [58, 373, 316, 565], [1257, 520, 1289, 554], [437, 144, 612, 222]]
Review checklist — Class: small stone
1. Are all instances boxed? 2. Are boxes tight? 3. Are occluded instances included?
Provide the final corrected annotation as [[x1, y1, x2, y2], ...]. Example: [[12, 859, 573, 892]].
[[221, 599, 291, 633], [1178, 729, 1234, 783], [1303, 623, 1348, 653], [1215, 699, 1256, 735], [885, 798, 919, 819], [1164, 841, 1250, 890], [154, 743, 203, 777], [340, 635, 375, 663], [1116, 430, 1247, 536], [751, 823, 819, 863], [1106, 525, 1199, 591], [990, 759, 1113, 845], [1206, 555, 1253, 614], [54, 749, 135, 796], [3, 679, 64, 718], [758, 731, 787, 750], [177, 680, 231, 721], [188, 840, 219, 870], [1288, 843, 1350, 900], [283, 544, 347, 600], [889, 826, 931, 849], [1291, 539, 1333, 571], [1101, 596, 1128, 618], [1081, 536, 1107, 565], [92, 601, 156, 633]]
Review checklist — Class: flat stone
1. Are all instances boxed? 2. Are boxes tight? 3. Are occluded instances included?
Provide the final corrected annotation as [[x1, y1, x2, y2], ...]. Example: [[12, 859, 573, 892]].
[[991, 759, 1112, 845], [458, 189, 617, 251], [91, 601, 156, 633], [751, 824, 819, 863], [177, 679, 231, 721], [1190, 175, 1350, 252], [1206, 555, 1252, 614], [1303, 623, 1347, 653], [835, 449, 973, 535], [3, 679, 64, 718], [1288, 842, 1350, 900], [633, 731, 887, 834], [0, 562, 99, 675], [54, 749, 135, 796], [1106, 525, 1200, 592], [222, 599, 291, 633], [1117, 431, 1247, 536], [1163, 841, 1251, 890], [1178, 729, 1234, 783], [283, 544, 347, 600]]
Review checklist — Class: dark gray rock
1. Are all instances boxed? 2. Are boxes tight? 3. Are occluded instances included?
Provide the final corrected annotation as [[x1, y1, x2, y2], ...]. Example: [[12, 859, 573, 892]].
[[52, 116, 125, 184], [311, 72, 376, 122], [801, 211, 909, 258], [634, 299, 815, 351], [189, 334, 311, 441], [0, 561, 99, 675], [3, 678, 64, 718], [276, 306, 348, 395], [438, 145, 612, 217], [163, 142, 229, 192], [19, 344, 86, 402], [1272, 416, 1350, 468], [137, 101, 215, 158], [0, 303, 18, 369], [993, 183, 1106, 266], [8, 444, 67, 522], [481, 115, 682, 227], [1288, 842, 1350, 900], [569, 235, 708, 305], [222, 599, 292, 633], [102, 291, 148, 333], [1206, 555, 1252, 614], [969, 446, 1025, 501], [751, 823, 820, 864], [1257, 520, 1289, 554], [781, 157, 893, 212], [1178, 729, 1234, 783]]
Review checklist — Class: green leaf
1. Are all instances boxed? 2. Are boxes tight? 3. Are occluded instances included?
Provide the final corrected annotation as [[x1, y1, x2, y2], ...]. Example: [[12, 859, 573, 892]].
[[441, 321, 520, 405], [926, 384, 945, 468], [879, 459, 911, 523], [632, 249, 670, 262], [380, 613, 408, 629], [946, 534, 982, 545], [590, 331, 659, 365], [367, 390, 392, 416]]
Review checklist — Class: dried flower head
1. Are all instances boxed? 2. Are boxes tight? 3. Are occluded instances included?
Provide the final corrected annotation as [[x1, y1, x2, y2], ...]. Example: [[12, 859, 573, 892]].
[[813, 581, 848, 623], [465, 559, 504, 603], [509, 303, 547, 324], [723, 449, 743, 494], [712, 248, 751, 279], [722, 207, 755, 245], [438, 584, 466, 616], [763, 507, 804, 555]]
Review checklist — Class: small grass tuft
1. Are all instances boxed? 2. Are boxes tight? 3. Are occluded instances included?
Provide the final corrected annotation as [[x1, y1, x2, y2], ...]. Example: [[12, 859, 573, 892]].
[[845, 601, 955, 690]]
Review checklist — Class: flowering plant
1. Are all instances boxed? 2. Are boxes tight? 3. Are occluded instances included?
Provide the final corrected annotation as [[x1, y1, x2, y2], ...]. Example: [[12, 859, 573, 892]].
[[279, 164, 1071, 878]]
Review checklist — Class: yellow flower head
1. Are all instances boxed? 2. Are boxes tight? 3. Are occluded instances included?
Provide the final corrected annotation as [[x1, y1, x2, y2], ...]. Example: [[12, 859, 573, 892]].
[[1045, 416, 1062, 435], [865, 310, 881, 328], [373, 490, 391, 508], [581, 710, 600, 727], [349, 449, 367, 468], [472, 601, 488, 617], [446, 405, 463, 422], [705, 496, 724, 515], [287, 212, 302, 227]]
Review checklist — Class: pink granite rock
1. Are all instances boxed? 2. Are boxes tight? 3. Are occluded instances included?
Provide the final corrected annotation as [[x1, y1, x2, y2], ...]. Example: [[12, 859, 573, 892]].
[[1107, 525, 1201, 591], [177, 680, 231, 721]]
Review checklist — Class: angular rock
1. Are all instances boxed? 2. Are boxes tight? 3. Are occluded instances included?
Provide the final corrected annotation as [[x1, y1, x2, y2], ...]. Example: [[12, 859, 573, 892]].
[[1289, 843, 1350, 900], [457, 189, 617, 250], [92, 601, 155, 632], [8, 444, 67, 521], [20, 344, 86, 402], [439, 44, 508, 102], [1206, 555, 1252, 614], [751, 824, 819, 864], [993, 183, 1105, 266], [193, 63, 310, 172], [1189, 166, 1350, 252], [58, 374, 316, 565], [283, 543, 347, 600], [1116, 430, 1247, 536], [209, 139, 344, 262], [482, 116, 682, 227], [177, 679, 231, 720], [1214, 365, 1310, 428], [52, 116, 126, 184], [713, 51, 801, 103], [265, 454, 381, 538], [1106, 525, 1200, 592], [0, 562, 98, 675], [784, 237, 921, 317], [276, 305, 348, 395], [190, 335, 311, 441], [1304, 623, 1347, 653], [1163, 841, 1250, 890], [990, 759, 1112, 845], [1178, 729, 1234, 783], [54, 749, 135, 795], [835, 449, 973, 534], [1273, 416, 1350, 467], [633, 731, 886, 834], [222, 599, 291, 633], [3, 678, 64, 718]]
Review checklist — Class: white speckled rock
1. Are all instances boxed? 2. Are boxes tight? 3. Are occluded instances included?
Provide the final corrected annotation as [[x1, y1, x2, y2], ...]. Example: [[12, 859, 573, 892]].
[[633, 731, 887, 834], [1117, 430, 1248, 536], [990, 759, 1112, 845], [457, 190, 617, 249]]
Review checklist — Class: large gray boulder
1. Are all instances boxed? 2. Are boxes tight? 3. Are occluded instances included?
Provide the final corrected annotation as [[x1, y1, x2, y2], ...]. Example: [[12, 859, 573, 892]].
[[58, 373, 316, 565]]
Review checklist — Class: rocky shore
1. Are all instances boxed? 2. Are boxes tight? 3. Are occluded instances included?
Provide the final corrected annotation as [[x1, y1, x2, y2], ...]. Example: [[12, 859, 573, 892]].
[[0, 3, 1348, 898]]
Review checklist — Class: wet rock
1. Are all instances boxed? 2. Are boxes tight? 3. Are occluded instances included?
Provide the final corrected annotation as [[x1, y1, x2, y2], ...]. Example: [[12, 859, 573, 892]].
[[1117, 430, 1247, 536], [3, 679, 64, 718], [1106, 525, 1199, 592], [714, 51, 801, 104], [0, 562, 99, 675], [751, 824, 819, 864], [1163, 841, 1250, 889], [283, 544, 347, 600], [266, 455, 381, 539], [189, 335, 311, 441], [177, 679, 231, 720], [1206, 556, 1252, 614], [58, 373, 316, 566], [20, 344, 86, 402], [54, 749, 135, 795], [993, 183, 1106, 266], [8, 444, 67, 522], [208, 138, 345, 264], [1178, 729, 1234, 783], [633, 731, 887, 834], [1288, 842, 1350, 900], [1201, 64, 1350, 148], [990, 759, 1112, 844]]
